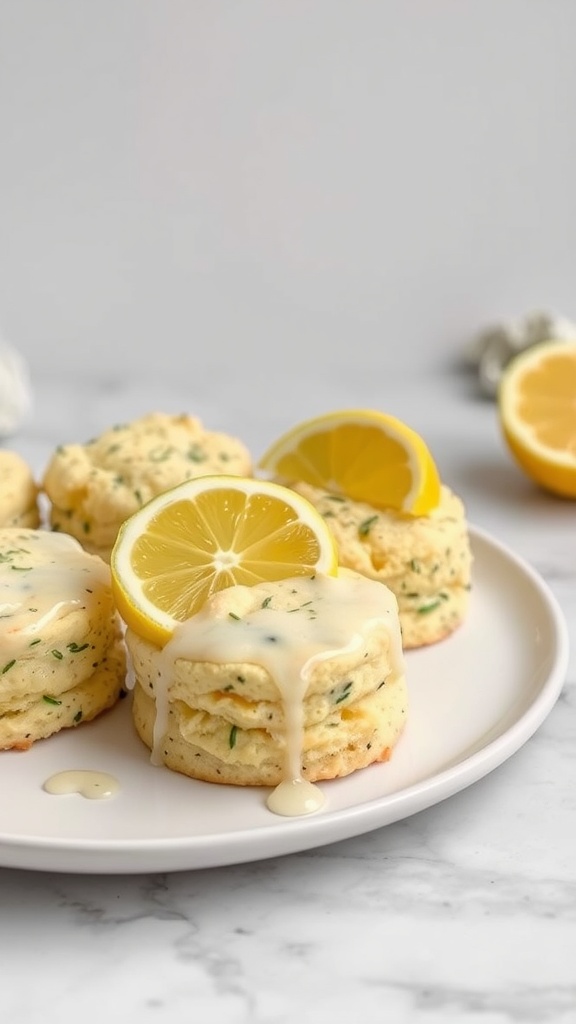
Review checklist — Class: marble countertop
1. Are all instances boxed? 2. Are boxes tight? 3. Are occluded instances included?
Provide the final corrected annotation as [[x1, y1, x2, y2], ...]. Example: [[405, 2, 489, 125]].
[[1, 363, 574, 1024]]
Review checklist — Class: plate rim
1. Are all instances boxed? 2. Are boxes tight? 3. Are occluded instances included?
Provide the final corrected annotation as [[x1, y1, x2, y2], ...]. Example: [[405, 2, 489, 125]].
[[0, 523, 569, 873]]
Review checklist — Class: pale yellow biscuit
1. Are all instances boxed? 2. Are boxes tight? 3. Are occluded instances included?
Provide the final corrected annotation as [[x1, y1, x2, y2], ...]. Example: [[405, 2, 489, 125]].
[[0, 450, 40, 528], [289, 482, 473, 649], [125, 571, 408, 786], [0, 528, 126, 750], [41, 412, 253, 561], [0, 658, 125, 751]]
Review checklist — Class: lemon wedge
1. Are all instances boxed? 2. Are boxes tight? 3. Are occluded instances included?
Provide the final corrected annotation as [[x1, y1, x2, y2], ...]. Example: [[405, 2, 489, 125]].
[[258, 409, 441, 515]]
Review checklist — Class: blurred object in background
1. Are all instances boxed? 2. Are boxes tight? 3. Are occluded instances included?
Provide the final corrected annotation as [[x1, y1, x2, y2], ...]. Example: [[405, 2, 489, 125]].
[[465, 310, 576, 398], [0, 335, 33, 437]]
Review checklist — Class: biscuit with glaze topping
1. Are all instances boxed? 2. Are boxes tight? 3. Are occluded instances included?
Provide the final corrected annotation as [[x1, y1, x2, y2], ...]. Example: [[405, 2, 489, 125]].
[[125, 571, 408, 786], [0, 528, 126, 750]]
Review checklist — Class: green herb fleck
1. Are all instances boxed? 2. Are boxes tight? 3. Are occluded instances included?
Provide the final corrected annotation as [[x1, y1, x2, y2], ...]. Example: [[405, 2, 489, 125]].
[[417, 598, 441, 615], [186, 444, 207, 463], [228, 612, 241, 621], [43, 695, 62, 706], [359, 515, 379, 537], [149, 447, 173, 463], [229, 725, 238, 749], [1, 660, 16, 674], [334, 681, 353, 704], [51, 649, 64, 660], [73, 709, 83, 723]]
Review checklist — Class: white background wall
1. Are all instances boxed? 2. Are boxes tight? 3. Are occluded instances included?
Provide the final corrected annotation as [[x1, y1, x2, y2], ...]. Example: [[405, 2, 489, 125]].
[[1, 0, 576, 387]]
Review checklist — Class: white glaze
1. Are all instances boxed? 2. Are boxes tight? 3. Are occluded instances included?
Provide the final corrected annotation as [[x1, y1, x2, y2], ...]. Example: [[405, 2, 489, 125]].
[[43, 770, 119, 799], [151, 572, 403, 815], [265, 778, 325, 816], [0, 531, 111, 658]]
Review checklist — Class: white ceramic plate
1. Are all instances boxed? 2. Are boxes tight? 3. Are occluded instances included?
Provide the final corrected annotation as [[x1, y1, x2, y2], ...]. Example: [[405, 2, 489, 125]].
[[0, 525, 568, 875]]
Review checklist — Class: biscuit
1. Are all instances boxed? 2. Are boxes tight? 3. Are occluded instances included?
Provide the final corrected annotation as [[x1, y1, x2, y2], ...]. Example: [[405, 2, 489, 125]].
[[289, 482, 473, 649], [0, 450, 40, 528], [0, 528, 126, 750], [41, 412, 253, 561], [125, 570, 407, 787]]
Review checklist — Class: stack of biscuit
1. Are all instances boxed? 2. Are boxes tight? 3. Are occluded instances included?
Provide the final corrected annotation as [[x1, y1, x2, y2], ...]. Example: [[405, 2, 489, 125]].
[[290, 482, 473, 649], [125, 571, 408, 787], [0, 528, 126, 750], [0, 450, 40, 528], [41, 412, 253, 562]]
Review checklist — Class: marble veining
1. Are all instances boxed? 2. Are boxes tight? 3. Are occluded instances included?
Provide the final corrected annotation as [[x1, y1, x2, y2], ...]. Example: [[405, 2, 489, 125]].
[[0, 367, 574, 1024]]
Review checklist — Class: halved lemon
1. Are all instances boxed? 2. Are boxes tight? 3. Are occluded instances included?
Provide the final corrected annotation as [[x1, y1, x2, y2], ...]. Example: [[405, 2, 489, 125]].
[[258, 409, 441, 515], [498, 340, 576, 499], [110, 474, 338, 645]]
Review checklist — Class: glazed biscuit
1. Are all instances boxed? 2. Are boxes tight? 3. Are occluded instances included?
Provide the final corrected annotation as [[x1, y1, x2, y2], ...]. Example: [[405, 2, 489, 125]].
[[125, 570, 408, 787], [289, 482, 473, 649], [0, 528, 126, 750], [41, 412, 253, 562], [0, 450, 40, 528]]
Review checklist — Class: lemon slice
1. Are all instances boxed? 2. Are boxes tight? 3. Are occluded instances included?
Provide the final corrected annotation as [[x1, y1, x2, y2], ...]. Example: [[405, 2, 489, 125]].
[[110, 475, 338, 645], [258, 409, 441, 515], [498, 339, 576, 498]]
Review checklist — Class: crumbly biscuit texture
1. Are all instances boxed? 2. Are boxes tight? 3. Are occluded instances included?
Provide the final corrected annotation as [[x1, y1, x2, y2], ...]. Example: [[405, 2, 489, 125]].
[[0, 528, 126, 749], [0, 450, 40, 528], [290, 482, 473, 648], [126, 571, 408, 786], [41, 412, 253, 560], [0, 647, 125, 751]]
